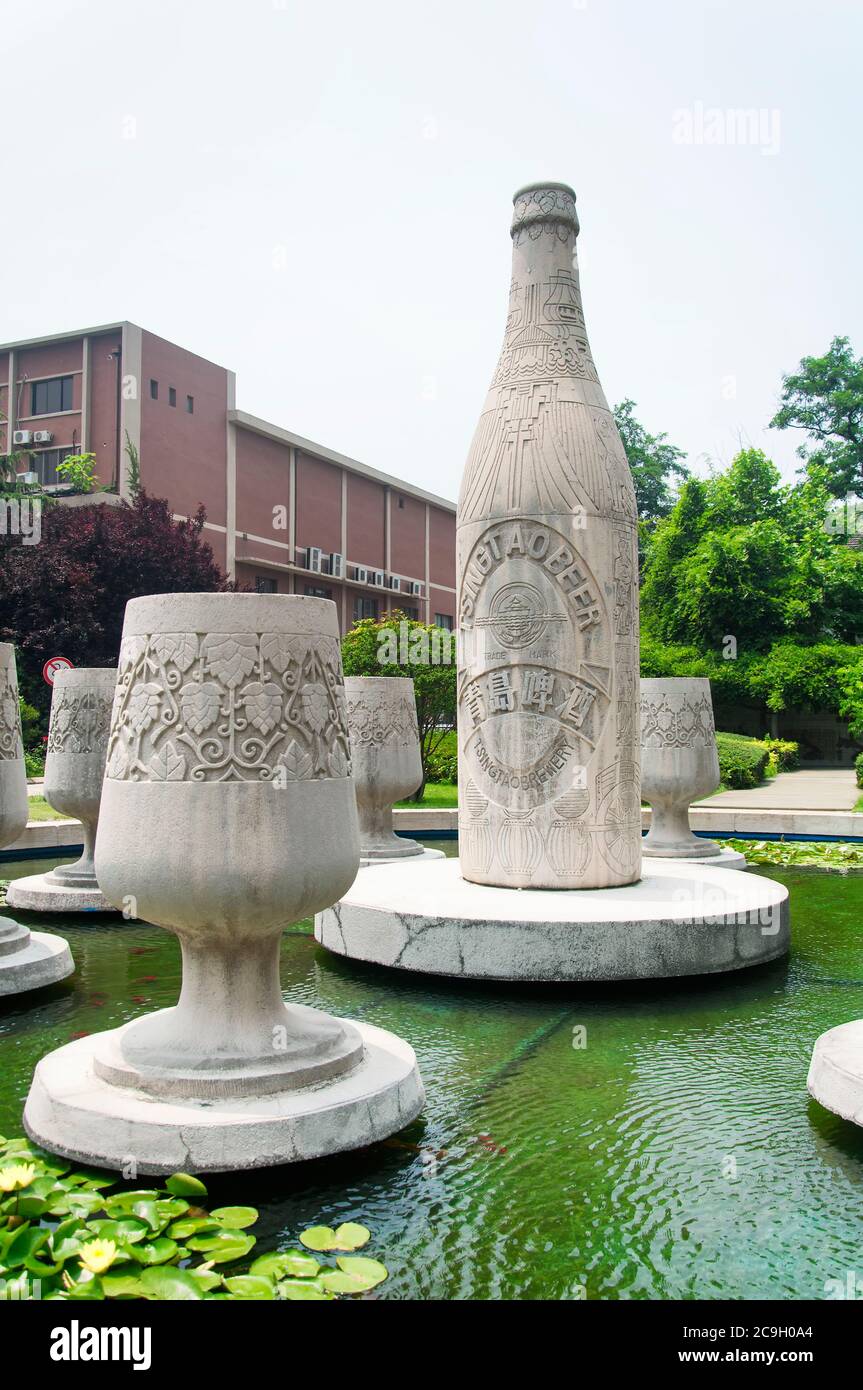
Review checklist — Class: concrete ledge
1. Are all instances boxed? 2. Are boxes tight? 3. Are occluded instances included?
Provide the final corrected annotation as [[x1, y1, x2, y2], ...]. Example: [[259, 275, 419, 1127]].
[[0, 819, 83, 860]]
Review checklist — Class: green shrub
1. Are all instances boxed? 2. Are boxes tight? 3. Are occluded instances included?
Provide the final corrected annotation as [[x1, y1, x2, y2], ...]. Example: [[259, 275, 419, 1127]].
[[715, 732, 770, 788], [24, 746, 45, 779], [761, 736, 799, 775], [856, 751, 863, 789]]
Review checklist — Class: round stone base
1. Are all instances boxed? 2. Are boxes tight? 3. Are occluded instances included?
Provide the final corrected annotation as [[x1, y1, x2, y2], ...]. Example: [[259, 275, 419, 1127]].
[[0, 927, 74, 996], [808, 1020, 863, 1127], [360, 846, 446, 867], [315, 856, 789, 982], [24, 1018, 425, 1174], [642, 846, 748, 871], [6, 872, 117, 914]]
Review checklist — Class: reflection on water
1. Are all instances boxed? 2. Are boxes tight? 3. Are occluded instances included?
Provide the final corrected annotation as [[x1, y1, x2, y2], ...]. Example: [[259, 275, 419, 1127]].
[[2, 847, 863, 1299]]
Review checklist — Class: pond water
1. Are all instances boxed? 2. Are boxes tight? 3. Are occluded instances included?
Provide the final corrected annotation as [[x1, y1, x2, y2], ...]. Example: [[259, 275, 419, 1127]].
[[2, 847, 863, 1300]]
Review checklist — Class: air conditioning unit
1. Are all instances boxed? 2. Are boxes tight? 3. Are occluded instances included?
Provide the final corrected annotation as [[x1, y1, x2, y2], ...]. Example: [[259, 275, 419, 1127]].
[[12, 430, 32, 446], [17, 471, 38, 486], [308, 546, 323, 573], [354, 565, 369, 584], [388, 575, 401, 591], [33, 430, 54, 444], [411, 580, 423, 596], [373, 570, 386, 588], [329, 552, 344, 578]]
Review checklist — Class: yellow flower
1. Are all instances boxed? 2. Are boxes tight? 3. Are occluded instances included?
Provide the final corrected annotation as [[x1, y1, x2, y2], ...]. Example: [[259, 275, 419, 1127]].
[[78, 1239, 117, 1275], [0, 1164, 36, 1192]]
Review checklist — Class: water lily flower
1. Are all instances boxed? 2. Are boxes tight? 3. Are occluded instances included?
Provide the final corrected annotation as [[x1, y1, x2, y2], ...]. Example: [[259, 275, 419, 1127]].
[[78, 1239, 117, 1274], [0, 1163, 37, 1192]]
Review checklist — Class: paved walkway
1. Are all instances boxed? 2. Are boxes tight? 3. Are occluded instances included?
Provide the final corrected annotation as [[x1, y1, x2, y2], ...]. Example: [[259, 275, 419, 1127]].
[[706, 769, 859, 811]]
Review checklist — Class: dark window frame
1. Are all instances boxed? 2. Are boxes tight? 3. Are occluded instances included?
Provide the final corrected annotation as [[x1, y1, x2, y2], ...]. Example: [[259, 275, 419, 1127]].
[[30, 375, 73, 416], [150, 379, 159, 400], [168, 387, 177, 407]]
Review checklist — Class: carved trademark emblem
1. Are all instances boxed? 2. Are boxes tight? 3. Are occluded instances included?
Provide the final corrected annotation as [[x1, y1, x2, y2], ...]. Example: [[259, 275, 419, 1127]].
[[473, 581, 566, 650]]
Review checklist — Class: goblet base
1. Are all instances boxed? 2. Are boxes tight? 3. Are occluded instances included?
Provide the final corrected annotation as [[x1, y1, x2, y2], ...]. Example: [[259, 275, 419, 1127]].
[[6, 872, 116, 914], [808, 1020, 863, 1128], [0, 918, 74, 995], [24, 1018, 426, 1174], [361, 846, 446, 867], [361, 833, 427, 860], [91, 1003, 365, 1100]]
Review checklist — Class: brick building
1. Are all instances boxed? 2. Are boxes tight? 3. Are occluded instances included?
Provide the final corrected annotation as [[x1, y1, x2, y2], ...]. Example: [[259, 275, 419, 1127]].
[[0, 322, 457, 632]]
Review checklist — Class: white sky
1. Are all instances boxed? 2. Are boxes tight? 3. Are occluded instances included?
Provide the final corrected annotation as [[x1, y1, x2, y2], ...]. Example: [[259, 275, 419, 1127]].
[[3, 0, 861, 502]]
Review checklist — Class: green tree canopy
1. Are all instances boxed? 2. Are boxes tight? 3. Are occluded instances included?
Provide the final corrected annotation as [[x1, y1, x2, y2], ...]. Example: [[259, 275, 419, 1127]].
[[640, 448, 863, 651], [770, 335, 863, 497], [613, 398, 689, 521]]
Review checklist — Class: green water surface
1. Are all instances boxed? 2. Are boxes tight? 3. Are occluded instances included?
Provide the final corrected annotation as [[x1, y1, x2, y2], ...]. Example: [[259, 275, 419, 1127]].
[[2, 848, 862, 1300]]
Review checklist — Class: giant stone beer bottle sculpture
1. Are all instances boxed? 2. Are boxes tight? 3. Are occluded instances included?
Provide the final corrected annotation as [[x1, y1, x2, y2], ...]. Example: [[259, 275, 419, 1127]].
[[457, 183, 641, 889]]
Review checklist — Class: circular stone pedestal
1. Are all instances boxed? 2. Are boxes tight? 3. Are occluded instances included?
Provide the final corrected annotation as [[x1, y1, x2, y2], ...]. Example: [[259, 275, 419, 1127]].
[[0, 917, 74, 995], [24, 1017, 425, 1174], [807, 1021, 863, 1127], [315, 857, 788, 982], [642, 845, 748, 871], [6, 872, 116, 913], [360, 846, 446, 868]]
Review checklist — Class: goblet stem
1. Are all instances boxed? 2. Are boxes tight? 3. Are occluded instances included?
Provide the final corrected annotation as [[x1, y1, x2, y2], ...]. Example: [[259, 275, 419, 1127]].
[[174, 933, 288, 1062]]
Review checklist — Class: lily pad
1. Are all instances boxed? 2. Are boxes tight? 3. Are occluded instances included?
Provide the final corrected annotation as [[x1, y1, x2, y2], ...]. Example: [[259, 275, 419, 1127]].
[[165, 1173, 208, 1199], [278, 1277, 334, 1301], [224, 1275, 274, 1300], [125, 1237, 179, 1266], [299, 1224, 339, 1251], [333, 1222, 371, 1250], [209, 1205, 258, 1230], [319, 1256, 388, 1294], [139, 1266, 203, 1300]]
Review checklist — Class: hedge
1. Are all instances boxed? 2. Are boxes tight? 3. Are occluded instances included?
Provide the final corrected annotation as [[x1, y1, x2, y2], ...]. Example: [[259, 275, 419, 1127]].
[[715, 732, 770, 789]]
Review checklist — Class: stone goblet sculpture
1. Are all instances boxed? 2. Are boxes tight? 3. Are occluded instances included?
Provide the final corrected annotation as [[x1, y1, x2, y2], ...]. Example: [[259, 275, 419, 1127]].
[[345, 676, 443, 864], [0, 643, 74, 994], [7, 667, 117, 912], [640, 677, 735, 862], [25, 593, 424, 1172]]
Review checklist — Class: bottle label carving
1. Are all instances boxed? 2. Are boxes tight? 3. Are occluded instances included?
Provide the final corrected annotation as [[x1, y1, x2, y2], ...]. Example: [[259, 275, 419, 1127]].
[[106, 631, 351, 783], [459, 518, 612, 813]]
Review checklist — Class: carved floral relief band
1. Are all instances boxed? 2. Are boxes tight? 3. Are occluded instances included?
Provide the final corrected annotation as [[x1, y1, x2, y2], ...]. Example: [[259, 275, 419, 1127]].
[[0, 647, 24, 762], [106, 630, 351, 784]]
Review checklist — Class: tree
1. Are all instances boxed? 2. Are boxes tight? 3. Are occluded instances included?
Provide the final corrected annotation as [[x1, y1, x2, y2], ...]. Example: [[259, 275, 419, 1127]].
[[640, 448, 863, 651], [613, 399, 689, 521], [0, 491, 230, 722], [341, 611, 456, 800], [770, 336, 863, 497]]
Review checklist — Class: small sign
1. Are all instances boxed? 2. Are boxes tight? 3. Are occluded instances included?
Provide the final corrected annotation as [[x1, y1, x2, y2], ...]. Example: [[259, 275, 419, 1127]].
[[43, 656, 74, 686]]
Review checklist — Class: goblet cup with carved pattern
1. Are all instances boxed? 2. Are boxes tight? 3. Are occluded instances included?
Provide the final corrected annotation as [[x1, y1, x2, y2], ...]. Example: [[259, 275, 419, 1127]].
[[93, 594, 363, 1097], [640, 677, 721, 858], [0, 642, 29, 851], [42, 667, 116, 890], [345, 676, 424, 859]]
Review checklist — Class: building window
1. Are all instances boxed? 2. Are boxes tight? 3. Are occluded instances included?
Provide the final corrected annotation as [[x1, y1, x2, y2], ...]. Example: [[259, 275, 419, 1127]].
[[304, 584, 333, 599], [150, 379, 158, 400], [169, 387, 177, 407], [398, 495, 405, 509], [28, 447, 75, 486], [30, 376, 73, 416], [402, 606, 419, 621], [255, 576, 277, 593], [435, 614, 453, 630], [354, 597, 379, 622], [186, 395, 194, 414]]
